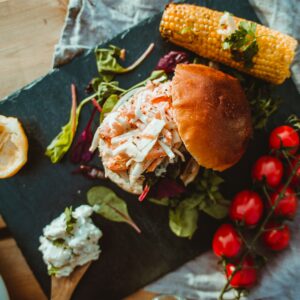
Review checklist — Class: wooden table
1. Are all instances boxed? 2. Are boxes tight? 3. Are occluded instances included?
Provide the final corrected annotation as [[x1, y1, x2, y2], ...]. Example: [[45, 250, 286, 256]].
[[0, 1, 156, 299]]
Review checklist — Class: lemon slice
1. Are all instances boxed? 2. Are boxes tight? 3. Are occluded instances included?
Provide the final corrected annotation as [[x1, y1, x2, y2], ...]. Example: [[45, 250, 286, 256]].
[[0, 115, 28, 179]]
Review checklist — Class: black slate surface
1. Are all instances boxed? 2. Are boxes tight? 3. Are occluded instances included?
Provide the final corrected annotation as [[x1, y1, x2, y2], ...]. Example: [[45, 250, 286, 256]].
[[0, 0, 299, 299]]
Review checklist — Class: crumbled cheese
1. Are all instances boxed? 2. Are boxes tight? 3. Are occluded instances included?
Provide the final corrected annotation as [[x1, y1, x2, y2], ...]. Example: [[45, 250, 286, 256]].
[[39, 205, 102, 278], [217, 12, 237, 38]]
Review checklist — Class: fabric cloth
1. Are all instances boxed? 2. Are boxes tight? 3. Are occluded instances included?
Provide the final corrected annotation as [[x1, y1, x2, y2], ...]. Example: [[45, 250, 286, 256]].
[[53, 0, 170, 67], [53, 1, 300, 299]]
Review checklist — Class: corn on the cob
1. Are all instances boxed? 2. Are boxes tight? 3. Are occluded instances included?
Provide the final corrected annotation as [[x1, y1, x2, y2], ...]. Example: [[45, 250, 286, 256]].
[[160, 3, 297, 84]]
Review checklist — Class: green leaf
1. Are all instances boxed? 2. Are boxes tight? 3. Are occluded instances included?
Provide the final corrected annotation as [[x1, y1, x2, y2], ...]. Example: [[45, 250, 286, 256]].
[[45, 91, 79, 163], [169, 199, 199, 239], [239, 21, 256, 37], [96, 81, 125, 103], [190, 169, 229, 219], [95, 45, 125, 78], [100, 94, 119, 123], [222, 21, 258, 68], [87, 186, 141, 233], [250, 96, 280, 129], [149, 197, 170, 206], [64, 207, 77, 235], [199, 199, 229, 219], [45, 123, 75, 163], [95, 43, 154, 80]]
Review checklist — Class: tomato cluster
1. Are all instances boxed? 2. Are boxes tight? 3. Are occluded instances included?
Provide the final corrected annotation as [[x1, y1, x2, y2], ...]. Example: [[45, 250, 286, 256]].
[[213, 125, 300, 291]]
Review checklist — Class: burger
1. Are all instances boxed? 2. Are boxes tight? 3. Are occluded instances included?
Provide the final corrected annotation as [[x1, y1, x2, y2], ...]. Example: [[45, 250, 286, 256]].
[[91, 64, 252, 195]]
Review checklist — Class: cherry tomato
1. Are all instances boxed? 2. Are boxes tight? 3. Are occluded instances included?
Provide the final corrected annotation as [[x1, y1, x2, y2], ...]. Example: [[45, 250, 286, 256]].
[[262, 222, 290, 251], [269, 125, 299, 154], [230, 190, 264, 226], [270, 186, 298, 218], [289, 154, 300, 186], [212, 224, 242, 258], [225, 256, 257, 288], [252, 156, 283, 187]]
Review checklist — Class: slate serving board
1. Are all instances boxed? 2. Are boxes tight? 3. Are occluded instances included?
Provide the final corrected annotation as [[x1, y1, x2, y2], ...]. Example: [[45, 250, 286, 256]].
[[0, 0, 299, 299]]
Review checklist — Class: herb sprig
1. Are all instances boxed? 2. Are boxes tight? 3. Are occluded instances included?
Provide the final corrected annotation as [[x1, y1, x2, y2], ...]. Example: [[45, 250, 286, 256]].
[[244, 79, 280, 129], [222, 21, 258, 68]]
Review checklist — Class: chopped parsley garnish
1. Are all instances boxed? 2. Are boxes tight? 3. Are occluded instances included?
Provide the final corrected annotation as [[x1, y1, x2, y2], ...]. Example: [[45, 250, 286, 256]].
[[48, 264, 60, 276], [64, 207, 77, 235], [52, 238, 66, 248], [222, 21, 258, 68]]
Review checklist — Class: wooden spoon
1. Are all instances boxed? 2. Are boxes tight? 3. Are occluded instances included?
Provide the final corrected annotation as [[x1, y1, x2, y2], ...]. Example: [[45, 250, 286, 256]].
[[51, 262, 91, 300]]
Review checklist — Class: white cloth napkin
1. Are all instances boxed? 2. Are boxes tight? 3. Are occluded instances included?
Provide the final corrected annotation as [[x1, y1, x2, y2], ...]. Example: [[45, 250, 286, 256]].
[[53, 1, 300, 299]]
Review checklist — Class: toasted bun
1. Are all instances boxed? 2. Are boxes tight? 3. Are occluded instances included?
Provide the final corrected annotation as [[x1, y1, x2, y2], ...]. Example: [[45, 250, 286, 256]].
[[172, 64, 252, 171]]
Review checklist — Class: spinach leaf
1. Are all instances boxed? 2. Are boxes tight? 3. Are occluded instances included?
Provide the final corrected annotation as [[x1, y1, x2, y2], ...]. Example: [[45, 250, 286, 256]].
[[169, 197, 199, 239], [87, 186, 141, 233]]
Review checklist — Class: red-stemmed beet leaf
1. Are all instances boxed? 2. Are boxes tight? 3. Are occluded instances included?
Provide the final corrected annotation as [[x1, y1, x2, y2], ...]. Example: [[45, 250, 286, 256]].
[[70, 107, 97, 164]]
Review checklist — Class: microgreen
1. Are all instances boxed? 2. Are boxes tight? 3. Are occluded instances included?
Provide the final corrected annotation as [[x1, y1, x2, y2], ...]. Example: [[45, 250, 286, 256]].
[[222, 21, 258, 68], [245, 80, 280, 129], [95, 43, 154, 81]]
